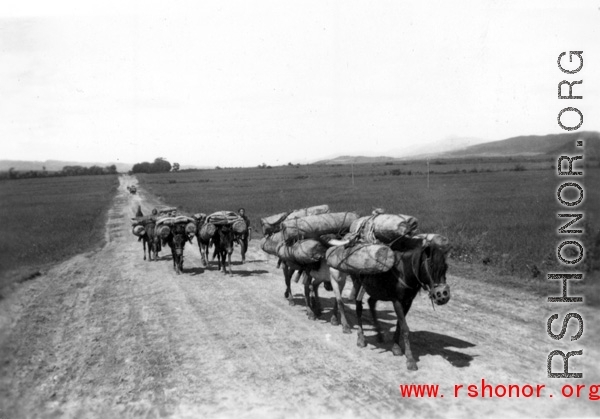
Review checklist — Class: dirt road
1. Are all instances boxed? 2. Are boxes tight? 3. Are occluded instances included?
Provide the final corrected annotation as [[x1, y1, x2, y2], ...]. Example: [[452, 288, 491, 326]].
[[1, 175, 599, 418]]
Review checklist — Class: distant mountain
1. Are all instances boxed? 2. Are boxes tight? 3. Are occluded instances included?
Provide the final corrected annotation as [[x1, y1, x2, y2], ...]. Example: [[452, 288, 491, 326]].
[[0, 159, 133, 173], [311, 132, 599, 165], [442, 131, 599, 158], [312, 155, 398, 165]]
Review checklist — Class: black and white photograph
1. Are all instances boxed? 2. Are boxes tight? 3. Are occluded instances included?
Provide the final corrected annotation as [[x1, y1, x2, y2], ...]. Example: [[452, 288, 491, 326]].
[[1, 1, 599, 418]]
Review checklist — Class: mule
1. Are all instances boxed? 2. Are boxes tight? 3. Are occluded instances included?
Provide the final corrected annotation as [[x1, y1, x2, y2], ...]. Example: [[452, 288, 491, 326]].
[[143, 222, 161, 261], [167, 223, 189, 274], [351, 237, 451, 371], [281, 259, 352, 334], [213, 225, 234, 275], [194, 217, 211, 268]]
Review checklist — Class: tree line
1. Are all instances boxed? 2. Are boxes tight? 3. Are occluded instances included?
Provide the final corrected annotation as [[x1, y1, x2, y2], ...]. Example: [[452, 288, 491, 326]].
[[1, 164, 118, 181], [130, 158, 175, 174]]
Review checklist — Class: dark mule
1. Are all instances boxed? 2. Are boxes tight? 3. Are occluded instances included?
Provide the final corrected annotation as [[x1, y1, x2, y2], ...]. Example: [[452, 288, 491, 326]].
[[193, 215, 211, 268], [213, 225, 234, 275], [196, 232, 211, 268], [280, 259, 352, 334], [168, 223, 190, 274], [351, 237, 451, 370], [145, 222, 161, 261]]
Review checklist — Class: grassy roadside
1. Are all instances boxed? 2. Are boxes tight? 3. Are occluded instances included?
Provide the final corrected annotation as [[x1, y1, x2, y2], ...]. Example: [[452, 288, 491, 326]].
[[0, 175, 119, 296]]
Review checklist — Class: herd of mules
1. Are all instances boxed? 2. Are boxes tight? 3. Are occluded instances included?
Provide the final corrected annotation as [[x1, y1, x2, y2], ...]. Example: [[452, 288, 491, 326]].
[[134, 205, 247, 276], [133, 203, 451, 371]]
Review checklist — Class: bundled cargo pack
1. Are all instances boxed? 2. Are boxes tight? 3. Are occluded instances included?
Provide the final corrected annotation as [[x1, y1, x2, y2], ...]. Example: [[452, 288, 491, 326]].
[[156, 215, 195, 226], [261, 212, 289, 235], [232, 219, 247, 234], [198, 222, 217, 242], [415, 233, 451, 253], [326, 243, 396, 275], [260, 205, 330, 236], [132, 225, 146, 237], [130, 216, 157, 227], [350, 213, 418, 244], [276, 239, 326, 265], [207, 211, 243, 226], [157, 224, 171, 240], [185, 222, 197, 236], [281, 212, 359, 242], [260, 231, 284, 255], [286, 204, 330, 221]]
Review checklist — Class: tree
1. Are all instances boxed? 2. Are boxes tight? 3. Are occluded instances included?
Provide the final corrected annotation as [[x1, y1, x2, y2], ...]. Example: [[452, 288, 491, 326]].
[[172, 162, 180, 172]]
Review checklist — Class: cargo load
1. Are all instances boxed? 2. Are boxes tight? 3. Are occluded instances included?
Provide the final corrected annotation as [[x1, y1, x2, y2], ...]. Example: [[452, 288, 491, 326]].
[[232, 219, 247, 234], [326, 243, 396, 275], [185, 222, 197, 236], [199, 223, 217, 242], [157, 206, 177, 214], [415, 233, 451, 253], [260, 212, 289, 235], [276, 239, 326, 265], [157, 224, 171, 239], [207, 211, 243, 226], [281, 212, 359, 242], [260, 231, 284, 255], [350, 213, 418, 244], [156, 215, 195, 226], [130, 216, 156, 227], [132, 225, 146, 237], [286, 204, 330, 221]]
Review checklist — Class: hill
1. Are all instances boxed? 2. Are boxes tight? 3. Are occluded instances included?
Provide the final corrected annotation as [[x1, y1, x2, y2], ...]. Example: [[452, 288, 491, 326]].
[[312, 132, 600, 165], [443, 131, 599, 158]]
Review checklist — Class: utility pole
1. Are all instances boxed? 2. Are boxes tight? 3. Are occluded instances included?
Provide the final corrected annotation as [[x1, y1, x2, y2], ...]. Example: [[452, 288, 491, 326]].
[[427, 159, 430, 189]]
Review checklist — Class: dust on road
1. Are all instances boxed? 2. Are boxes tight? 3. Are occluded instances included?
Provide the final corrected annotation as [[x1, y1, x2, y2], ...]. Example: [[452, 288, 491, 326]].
[[1, 175, 599, 418]]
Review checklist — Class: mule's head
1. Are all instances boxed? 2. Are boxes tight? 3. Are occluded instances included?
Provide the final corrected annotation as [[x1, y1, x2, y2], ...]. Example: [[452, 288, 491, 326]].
[[420, 242, 450, 305], [172, 233, 187, 256]]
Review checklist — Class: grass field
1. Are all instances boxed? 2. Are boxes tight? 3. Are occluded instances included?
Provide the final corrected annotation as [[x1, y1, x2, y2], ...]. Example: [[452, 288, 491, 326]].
[[0, 175, 119, 294], [137, 157, 600, 279]]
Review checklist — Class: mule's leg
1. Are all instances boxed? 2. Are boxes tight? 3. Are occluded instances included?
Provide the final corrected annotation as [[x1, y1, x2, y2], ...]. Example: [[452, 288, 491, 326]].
[[311, 281, 322, 318], [329, 271, 351, 334], [143, 240, 147, 261], [354, 283, 367, 348], [392, 320, 404, 356], [227, 251, 233, 275], [392, 300, 417, 370], [368, 297, 384, 343], [303, 275, 317, 320], [171, 246, 177, 272], [283, 264, 295, 306], [198, 243, 207, 267]]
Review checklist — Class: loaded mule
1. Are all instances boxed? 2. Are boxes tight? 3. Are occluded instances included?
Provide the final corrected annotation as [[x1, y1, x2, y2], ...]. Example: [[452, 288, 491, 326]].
[[193, 213, 213, 268], [158, 217, 196, 274], [350, 235, 451, 371], [213, 224, 235, 275], [277, 237, 352, 334]]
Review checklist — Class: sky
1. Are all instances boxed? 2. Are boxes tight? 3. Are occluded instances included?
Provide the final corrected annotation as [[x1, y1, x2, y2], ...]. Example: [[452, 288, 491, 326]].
[[1, 1, 599, 168]]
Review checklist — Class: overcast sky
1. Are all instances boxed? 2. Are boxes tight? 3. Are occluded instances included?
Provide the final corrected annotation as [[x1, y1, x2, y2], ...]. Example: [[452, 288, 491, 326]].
[[1, 1, 599, 167]]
